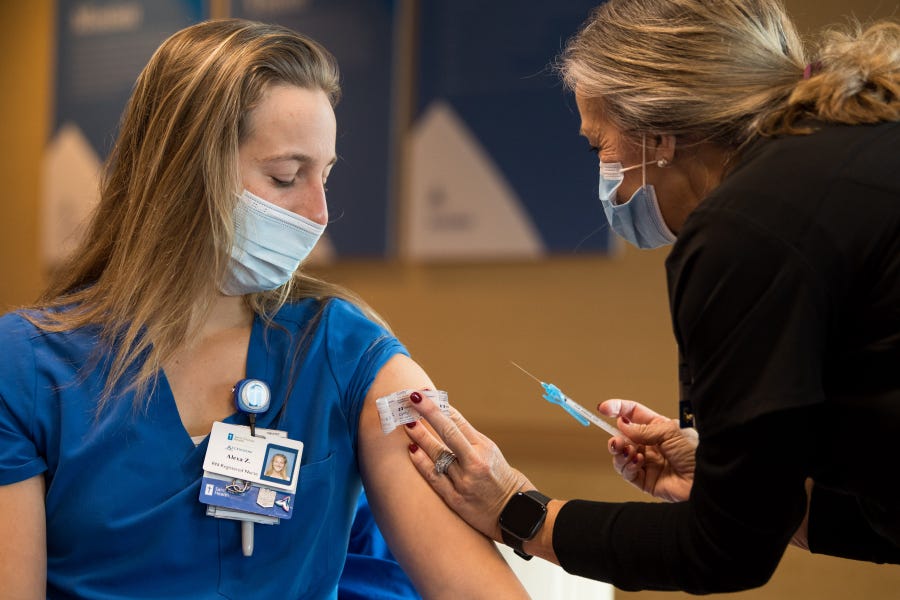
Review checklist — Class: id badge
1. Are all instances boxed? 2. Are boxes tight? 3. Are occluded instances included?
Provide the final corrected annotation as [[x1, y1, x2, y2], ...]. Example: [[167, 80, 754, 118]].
[[204, 422, 302, 491], [200, 423, 302, 520]]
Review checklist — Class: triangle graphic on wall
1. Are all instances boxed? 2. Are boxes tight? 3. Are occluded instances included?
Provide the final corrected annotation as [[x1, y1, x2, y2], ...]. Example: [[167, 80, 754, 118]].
[[407, 101, 544, 260]]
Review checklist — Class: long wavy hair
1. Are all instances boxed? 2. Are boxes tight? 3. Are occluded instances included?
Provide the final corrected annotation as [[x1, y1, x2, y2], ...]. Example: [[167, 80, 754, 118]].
[[559, 0, 900, 146], [28, 19, 387, 409]]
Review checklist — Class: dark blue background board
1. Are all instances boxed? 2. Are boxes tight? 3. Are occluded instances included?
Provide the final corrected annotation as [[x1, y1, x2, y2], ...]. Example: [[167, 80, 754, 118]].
[[414, 0, 611, 256], [54, 0, 207, 157]]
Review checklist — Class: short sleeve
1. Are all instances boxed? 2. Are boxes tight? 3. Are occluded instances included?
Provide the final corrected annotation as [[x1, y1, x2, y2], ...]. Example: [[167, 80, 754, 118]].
[[0, 313, 48, 485], [321, 300, 409, 443]]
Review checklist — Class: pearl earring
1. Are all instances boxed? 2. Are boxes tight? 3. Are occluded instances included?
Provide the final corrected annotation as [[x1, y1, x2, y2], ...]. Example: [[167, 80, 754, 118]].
[[657, 158, 670, 167]]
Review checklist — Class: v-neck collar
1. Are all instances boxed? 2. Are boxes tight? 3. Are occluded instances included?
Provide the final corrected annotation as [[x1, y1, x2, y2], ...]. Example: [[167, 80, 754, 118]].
[[155, 314, 272, 458]]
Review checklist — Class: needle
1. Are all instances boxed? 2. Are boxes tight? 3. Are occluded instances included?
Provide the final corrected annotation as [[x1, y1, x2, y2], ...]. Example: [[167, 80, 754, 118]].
[[510, 361, 542, 384]]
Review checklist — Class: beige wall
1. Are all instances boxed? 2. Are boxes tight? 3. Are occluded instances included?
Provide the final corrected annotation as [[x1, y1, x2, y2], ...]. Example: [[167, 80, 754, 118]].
[[1, 1, 898, 598], [0, 2, 50, 308]]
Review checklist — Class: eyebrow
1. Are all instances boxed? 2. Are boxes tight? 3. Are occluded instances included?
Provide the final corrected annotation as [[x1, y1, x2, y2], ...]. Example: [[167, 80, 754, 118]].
[[259, 152, 338, 166]]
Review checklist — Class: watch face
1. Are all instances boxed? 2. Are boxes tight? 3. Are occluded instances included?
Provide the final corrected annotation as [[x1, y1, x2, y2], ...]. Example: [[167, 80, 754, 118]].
[[499, 493, 548, 540]]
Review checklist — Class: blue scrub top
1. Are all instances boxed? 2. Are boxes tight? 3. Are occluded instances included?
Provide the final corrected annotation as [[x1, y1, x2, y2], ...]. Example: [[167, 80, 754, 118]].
[[340, 492, 421, 600], [0, 298, 407, 599]]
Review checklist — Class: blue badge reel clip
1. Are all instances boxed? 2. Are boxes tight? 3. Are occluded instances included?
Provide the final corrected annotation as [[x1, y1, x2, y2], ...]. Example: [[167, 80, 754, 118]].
[[233, 378, 270, 437]]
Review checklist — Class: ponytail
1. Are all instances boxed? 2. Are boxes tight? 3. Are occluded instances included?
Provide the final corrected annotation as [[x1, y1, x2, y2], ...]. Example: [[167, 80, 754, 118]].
[[758, 20, 900, 135]]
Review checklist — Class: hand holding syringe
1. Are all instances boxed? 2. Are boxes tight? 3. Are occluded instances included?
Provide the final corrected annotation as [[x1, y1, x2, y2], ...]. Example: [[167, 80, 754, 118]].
[[511, 361, 626, 438]]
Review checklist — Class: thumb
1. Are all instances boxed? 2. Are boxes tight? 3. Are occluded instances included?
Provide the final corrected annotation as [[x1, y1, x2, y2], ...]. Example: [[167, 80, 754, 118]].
[[600, 398, 667, 424]]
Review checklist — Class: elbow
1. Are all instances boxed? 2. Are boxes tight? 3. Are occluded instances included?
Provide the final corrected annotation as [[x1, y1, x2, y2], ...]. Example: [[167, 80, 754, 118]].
[[713, 563, 777, 593], [682, 546, 781, 594]]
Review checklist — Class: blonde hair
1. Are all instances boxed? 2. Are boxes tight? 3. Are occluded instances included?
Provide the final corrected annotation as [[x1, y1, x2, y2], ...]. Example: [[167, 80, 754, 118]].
[[28, 19, 387, 409], [265, 453, 289, 478], [559, 0, 900, 146]]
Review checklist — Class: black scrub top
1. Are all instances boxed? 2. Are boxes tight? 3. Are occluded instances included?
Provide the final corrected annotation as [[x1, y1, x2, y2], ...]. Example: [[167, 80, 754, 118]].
[[553, 120, 900, 593]]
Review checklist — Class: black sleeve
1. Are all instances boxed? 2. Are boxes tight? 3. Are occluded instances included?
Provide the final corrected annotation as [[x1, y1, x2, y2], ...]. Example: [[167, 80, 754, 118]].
[[554, 209, 824, 592], [807, 485, 900, 564], [554, 408, 809, 593]]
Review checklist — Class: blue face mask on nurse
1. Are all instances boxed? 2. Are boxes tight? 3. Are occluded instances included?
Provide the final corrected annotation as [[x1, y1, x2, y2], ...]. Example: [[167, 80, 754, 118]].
[[598, 133, 676, 249]]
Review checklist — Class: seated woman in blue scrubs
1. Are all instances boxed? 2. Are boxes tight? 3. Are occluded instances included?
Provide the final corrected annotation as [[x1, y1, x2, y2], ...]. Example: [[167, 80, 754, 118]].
[[0, 19, 529, 599]]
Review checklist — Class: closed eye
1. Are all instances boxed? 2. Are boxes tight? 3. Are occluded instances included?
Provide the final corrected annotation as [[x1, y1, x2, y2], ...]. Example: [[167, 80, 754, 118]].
[[271, 176, 295, 188]]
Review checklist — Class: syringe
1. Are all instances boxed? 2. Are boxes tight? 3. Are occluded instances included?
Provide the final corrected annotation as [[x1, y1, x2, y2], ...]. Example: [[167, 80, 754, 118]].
[[511, 361, 625, 438]]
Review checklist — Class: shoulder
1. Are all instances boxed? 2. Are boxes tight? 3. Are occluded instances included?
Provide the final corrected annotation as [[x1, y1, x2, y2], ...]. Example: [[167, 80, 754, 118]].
[[320, 297, 378, 326], [272, 297, 385, 335], [317, 298, 399, 356], [0, 310, 39, 338], [708, 121, 900, 216], [0, 308, 100, 361], [674, 123, 900, 283], [0, 311, 34, 368], [271, 297, 404, 362], [0, 311, 50, 371]]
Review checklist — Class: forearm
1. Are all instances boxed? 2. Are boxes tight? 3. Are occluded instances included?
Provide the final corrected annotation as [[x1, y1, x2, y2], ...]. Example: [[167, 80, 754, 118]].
[[532, 497, 786, 593], [807, 485, 900, 564], [525, 412, 812, 592]]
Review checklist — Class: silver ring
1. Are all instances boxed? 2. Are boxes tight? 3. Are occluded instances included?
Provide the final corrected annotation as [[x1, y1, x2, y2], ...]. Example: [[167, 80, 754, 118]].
[[433, 449, 457, 475]]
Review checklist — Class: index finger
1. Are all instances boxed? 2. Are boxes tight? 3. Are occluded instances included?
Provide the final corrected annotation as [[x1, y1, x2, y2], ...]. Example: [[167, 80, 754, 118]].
[[410, 391, 480, 462]]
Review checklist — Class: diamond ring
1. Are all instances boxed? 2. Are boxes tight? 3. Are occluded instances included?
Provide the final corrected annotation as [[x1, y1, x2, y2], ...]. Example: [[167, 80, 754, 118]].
[[433, 449, 457, 476]]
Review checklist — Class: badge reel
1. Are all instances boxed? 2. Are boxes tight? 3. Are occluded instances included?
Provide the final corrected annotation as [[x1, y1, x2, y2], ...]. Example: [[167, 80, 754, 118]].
[[233, 378, 270, 437], [229, 378, 271, 558]]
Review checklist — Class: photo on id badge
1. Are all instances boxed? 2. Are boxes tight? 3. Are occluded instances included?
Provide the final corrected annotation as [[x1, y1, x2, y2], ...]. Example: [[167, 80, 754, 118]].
[[261, 443, 297, 485]]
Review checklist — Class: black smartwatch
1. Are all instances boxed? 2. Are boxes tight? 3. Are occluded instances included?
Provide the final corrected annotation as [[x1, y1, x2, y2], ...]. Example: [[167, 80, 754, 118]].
[[498, 490, 551, 560]]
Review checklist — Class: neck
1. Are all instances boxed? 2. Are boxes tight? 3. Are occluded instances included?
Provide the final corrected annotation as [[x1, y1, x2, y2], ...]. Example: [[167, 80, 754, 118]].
[[667, 142, 732, 233], [194, 295, 254, 340]]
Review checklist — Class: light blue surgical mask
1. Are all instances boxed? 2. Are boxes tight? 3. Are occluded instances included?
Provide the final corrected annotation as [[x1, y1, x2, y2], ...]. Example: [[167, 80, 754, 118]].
[[220, 190, 326, 296], [598, 135, 676, 249]]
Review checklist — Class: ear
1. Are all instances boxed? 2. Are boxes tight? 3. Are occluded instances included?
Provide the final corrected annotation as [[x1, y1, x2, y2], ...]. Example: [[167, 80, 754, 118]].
[[653, 134, 676, 167]]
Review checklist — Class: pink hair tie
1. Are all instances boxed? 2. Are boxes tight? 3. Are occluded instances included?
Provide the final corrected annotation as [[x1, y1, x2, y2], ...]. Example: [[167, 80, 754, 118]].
[[802, 61, 822, 80]]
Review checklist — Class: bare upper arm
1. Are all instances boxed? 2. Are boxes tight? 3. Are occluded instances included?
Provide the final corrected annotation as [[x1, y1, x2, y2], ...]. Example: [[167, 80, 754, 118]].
[[0, 475, 47, 600], [357, 354, 528, 599]]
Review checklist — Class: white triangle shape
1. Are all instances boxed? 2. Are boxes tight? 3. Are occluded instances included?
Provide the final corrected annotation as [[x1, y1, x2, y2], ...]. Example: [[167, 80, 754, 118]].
[[406, 101, 544, 260], [41, 123, 103, 269]]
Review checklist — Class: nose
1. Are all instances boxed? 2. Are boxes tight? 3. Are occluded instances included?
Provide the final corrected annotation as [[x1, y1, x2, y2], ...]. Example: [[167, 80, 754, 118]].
[[302, 180, 328, 226]]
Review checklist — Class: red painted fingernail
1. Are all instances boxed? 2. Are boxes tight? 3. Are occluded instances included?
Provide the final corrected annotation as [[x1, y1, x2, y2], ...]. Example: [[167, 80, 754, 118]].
[[622, 448, 629, 458], [408, 443, 419, 453], [405, 421, 417, 429], [622, 416, 631, 424], [610, 441, 617, 451], [410, 392, 422, 403], [632, 456, 639, 464]]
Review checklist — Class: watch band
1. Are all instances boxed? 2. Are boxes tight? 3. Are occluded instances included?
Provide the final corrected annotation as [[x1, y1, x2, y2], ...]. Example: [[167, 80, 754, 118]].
[[500, 490, 551, 560], [501, 527, 533, 560]]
